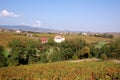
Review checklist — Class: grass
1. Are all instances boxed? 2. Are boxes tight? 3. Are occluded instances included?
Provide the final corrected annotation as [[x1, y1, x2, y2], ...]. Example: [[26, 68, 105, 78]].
[[95, 41, 108, 49], [0, 61, 120, 80], [64, 34, 111, 44]]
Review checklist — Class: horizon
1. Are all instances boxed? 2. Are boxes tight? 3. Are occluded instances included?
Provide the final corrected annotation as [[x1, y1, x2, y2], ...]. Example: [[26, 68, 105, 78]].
[[1, 24, 120, 33], [0, 0, 120, 32]]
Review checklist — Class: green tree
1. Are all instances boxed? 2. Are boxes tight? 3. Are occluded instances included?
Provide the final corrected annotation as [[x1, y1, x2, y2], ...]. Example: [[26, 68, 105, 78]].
[[60, 40, 75, 60], [60, 39, 87, 60], [90, 46, 99, 57], [108, 34, 114, 38], [44, 47, 62, 62], [77, 46, 90, 58], [108, 39, 120, 59], [25, 39, 40, 63], [9, 38, 40, 65], [0, 45, 7, 67], [9, 39, 21, 65], [99, 38, 120, 59]]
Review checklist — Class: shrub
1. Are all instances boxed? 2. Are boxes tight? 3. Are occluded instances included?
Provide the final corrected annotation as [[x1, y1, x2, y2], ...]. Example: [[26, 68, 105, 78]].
[[100, 53, 107, 60], [72, 54, 79, 60]]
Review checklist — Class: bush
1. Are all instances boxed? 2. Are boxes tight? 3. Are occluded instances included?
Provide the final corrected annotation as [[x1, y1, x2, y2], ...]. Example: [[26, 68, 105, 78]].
[[100, 53, 107, 60], [72, 54, 79, 60]]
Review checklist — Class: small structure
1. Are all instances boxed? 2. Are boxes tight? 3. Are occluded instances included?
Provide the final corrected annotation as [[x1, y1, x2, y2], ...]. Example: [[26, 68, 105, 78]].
[[40, 38, 48, 44], [26, 33, 33, 37], [16, 30, 21, 34], [82, 32, 88, 36], [54, 35, 65, 43]]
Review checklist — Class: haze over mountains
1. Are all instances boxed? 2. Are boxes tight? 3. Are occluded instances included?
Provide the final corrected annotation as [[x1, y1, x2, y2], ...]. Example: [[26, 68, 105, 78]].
[[0, 25, 88, 33], [0, 25, 56, 32], [0, 25, 120, 34]]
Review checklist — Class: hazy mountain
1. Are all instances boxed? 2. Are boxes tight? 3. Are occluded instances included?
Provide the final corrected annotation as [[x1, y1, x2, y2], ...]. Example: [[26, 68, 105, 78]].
[[0, 25, 55, 32]]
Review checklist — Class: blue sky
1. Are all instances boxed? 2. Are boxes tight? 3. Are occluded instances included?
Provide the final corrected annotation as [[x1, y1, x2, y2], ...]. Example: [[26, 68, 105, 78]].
[[0, 0, 120, 32]]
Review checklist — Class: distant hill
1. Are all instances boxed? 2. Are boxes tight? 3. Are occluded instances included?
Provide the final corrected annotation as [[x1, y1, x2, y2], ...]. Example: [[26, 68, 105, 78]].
[[0, 25, 120, 36], [0, 25, 55, 32]]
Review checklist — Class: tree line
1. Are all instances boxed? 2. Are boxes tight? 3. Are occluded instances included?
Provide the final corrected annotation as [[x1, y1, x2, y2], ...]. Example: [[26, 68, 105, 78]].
[[0, 38, 120, 67]]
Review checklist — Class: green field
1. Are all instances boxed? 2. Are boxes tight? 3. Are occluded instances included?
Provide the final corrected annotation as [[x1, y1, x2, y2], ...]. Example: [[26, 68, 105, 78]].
[[0, 61, 120, 80], [95, 41, 108, 49]]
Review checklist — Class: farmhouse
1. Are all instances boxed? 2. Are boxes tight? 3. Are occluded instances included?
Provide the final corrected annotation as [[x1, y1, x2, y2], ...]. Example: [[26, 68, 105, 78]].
[[54, 35, 65, 43], [15, 30, 21, 34], [40, 38, 48, 44], [82, 32, 88, 36]]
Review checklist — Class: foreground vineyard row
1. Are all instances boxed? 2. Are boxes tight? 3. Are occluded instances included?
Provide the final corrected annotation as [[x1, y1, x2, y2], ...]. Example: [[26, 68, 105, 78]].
[[0, 61, 120, 80]]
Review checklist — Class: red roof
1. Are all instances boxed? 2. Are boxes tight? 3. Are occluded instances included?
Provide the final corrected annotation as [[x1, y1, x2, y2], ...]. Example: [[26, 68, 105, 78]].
[[40, 38, 48, 41]]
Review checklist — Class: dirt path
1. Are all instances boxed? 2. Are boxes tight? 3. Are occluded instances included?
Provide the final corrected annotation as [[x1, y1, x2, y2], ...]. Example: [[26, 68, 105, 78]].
[[68, 58, 101, 62], [108, 60, 120, 63], [68, 58, 120, 63]]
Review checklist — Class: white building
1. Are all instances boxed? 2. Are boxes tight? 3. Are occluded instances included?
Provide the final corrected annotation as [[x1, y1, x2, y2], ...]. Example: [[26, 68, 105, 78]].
[[54, 35, 65, 43], [16, 30, 21, 34], [82, 32, 88, 36]]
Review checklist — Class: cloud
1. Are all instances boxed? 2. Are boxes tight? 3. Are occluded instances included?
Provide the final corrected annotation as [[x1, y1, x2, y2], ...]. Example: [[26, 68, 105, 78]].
[[33, 20, 41, 27], [21, 20, 42, 28], [0, 9, 20, 17]]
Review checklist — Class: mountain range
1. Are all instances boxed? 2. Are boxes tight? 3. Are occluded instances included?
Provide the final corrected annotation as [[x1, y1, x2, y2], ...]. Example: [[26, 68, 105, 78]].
[[0, 25, 56, 32]]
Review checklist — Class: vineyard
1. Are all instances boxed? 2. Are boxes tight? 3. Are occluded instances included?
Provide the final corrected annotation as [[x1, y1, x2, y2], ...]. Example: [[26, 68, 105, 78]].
[[0, 61, 120, 80], [0, 31, 120, 80]]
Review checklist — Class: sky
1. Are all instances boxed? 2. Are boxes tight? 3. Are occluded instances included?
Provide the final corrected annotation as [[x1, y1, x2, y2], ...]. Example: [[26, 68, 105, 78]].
[[0, 0, 120, 32]]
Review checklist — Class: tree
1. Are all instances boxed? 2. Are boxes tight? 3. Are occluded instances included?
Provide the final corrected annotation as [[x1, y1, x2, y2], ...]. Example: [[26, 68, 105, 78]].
[[9, 38, 40, 65], [25, 39, 40, 63], [108, 39, 120, 59], [73, 39, 88, 59], [44, 47, 62, 62], [60, 40, 75, 60], [78, 46, 90, 58], [60, 39, 87, 60], [99, 38, 120, 59], [0, 45, 7, 67], [108, 34, 114, 38], [90, 45, 99, 57]]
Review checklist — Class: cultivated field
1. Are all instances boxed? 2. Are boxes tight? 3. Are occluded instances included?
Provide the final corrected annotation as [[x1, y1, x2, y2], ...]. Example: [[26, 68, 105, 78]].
[[0, 31, 111, 48], [0, 61, 120, 80]]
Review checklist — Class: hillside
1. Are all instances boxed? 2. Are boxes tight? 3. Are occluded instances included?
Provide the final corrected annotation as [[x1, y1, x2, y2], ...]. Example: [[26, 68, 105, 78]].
[[0, 61, 120, 80]]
